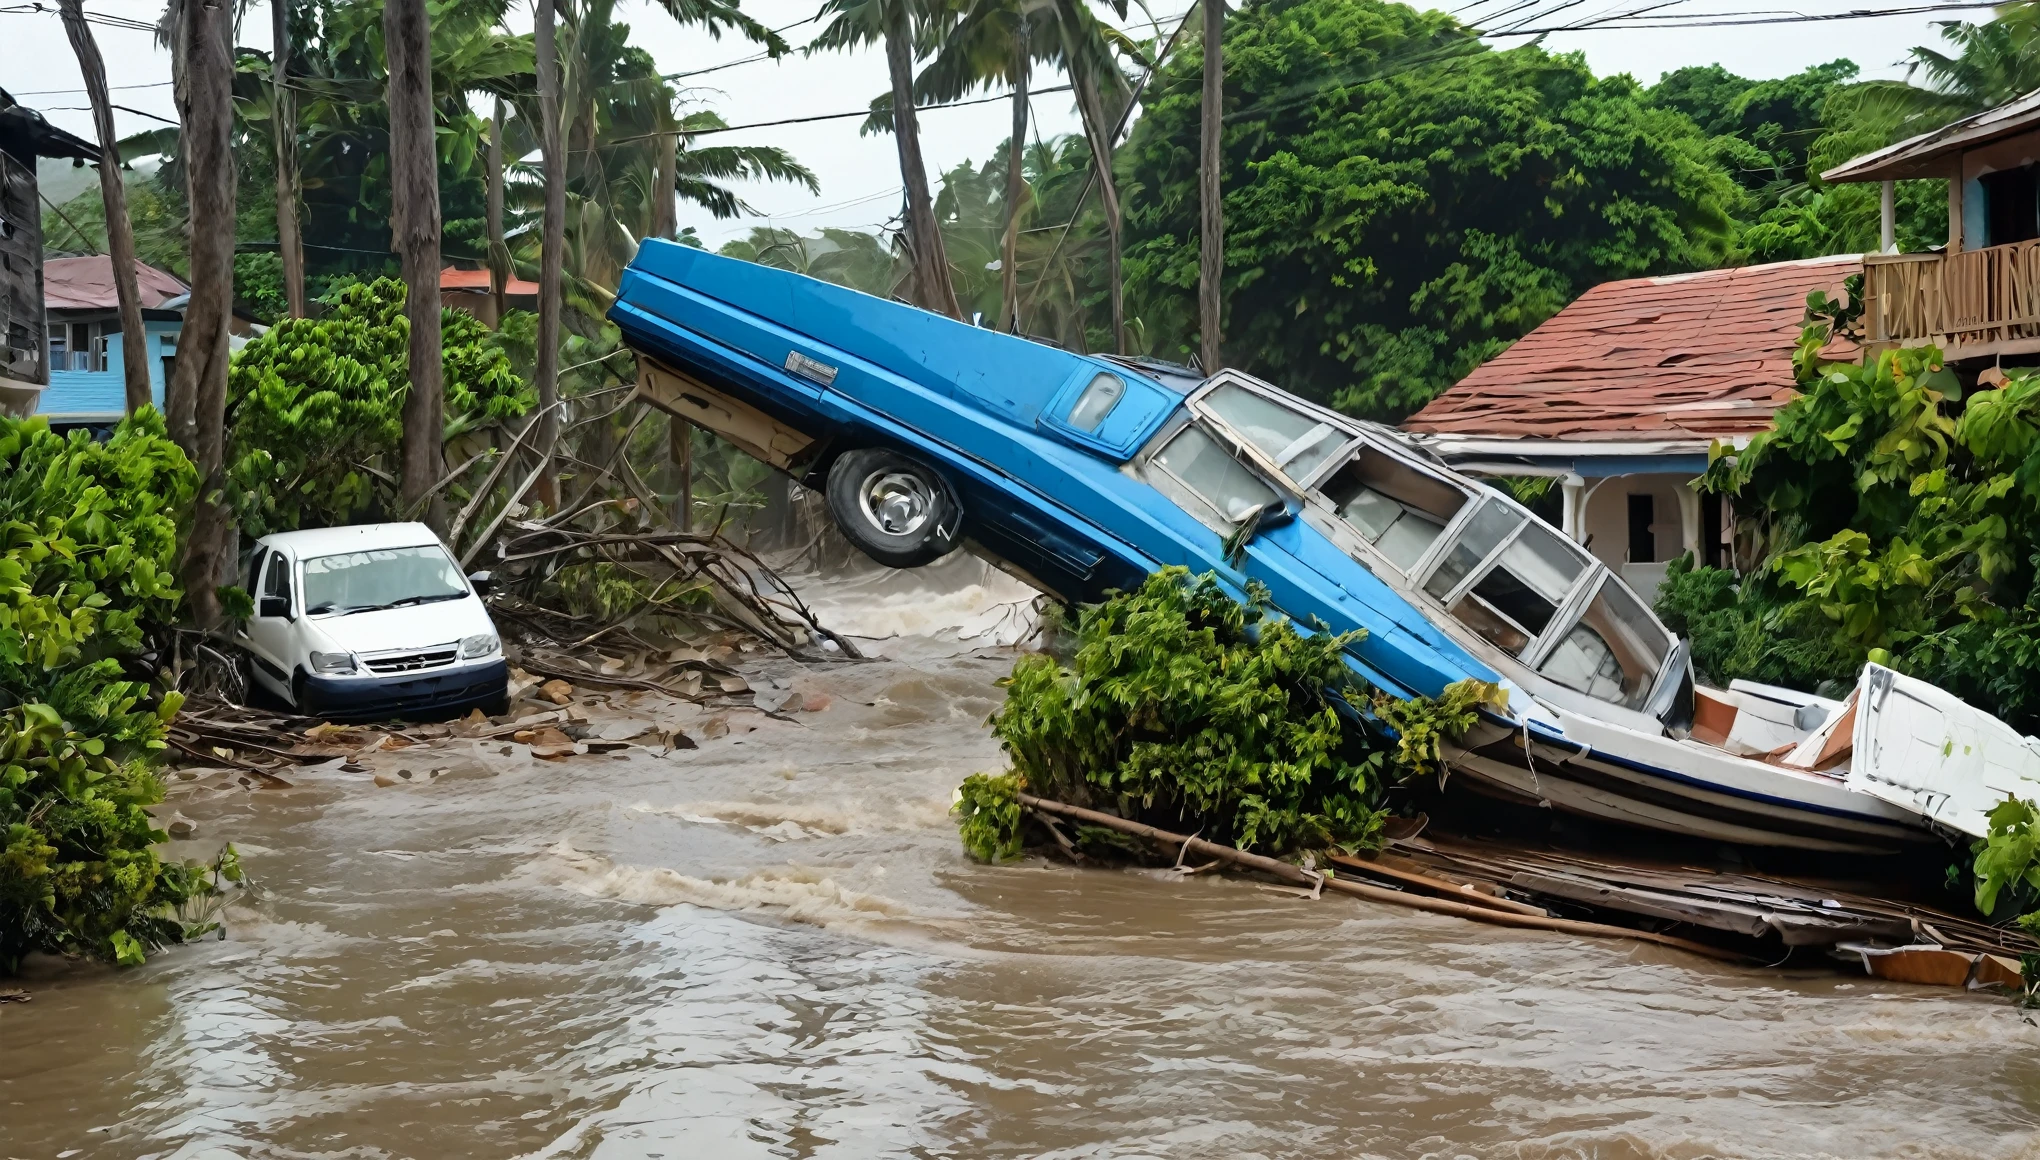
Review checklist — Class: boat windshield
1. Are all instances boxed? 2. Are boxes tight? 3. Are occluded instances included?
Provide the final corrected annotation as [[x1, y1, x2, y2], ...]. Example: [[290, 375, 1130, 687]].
[[1198, 382, 1350, 482]]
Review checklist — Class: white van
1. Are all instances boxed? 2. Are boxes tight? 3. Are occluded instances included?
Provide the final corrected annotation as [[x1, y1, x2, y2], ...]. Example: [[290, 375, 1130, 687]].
[[236, 522, 508, 720]]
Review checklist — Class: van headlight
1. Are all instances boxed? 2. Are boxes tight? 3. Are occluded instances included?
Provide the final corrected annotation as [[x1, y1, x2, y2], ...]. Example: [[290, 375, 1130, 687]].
[[460, 633, 499, 659], [310, 651, 357, 674]]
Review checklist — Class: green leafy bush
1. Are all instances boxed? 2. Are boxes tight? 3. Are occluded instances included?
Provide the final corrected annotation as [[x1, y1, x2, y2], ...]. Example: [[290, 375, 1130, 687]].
[[225, 276, 532, 537], [953, 772, 1024, 863], [971, 568, 1486, 861], [1670, 290, 2040, 729], [1974, 797, 2040, 924], [0, 412, 221, 971]]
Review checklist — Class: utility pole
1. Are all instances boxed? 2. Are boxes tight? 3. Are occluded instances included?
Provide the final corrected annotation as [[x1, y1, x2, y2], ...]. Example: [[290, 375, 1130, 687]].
[[1198, 0, 1225, 374]]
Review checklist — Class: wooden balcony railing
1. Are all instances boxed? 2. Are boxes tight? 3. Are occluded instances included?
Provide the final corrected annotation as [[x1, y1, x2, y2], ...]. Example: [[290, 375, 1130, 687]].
[[1863, 240, 2040, 361]]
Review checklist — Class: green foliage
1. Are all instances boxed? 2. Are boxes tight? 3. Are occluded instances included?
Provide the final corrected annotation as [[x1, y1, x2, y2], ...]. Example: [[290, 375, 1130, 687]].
[[1680, 281, 2040, 730], [953, 772, 1025, 863], [1974, 797, 2040, 920], [1374, 680, 1504, 780], [0, 412, 215, 972], [225, 276, 531, 537], [1120, 0, 1739, 419], [981, 568, 1479, 858]]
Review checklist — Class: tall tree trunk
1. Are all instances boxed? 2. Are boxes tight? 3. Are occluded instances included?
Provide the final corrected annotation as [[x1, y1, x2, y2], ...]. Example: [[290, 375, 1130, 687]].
[[1071, 68, 1123, 355], [1198, 0, 1225, 373], [883, 4, 961, 319], [652, 112, 679, 241], [272, 0, 306, 317], [487, 98, 509, 322], [386, 0, 445, 528], [59, 0, 150, 414], [169, 0, 236, 629], [1001, 26, 1029, 334], [534, 0, 565, 507]]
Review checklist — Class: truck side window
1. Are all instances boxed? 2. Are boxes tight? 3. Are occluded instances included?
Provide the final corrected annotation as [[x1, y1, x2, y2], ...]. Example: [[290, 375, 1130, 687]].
[[261, 551, 290, 615]]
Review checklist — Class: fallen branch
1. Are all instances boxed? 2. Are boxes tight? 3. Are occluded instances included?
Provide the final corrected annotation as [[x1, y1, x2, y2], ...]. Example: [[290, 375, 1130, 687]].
[[1017, 793, 1755, 964]]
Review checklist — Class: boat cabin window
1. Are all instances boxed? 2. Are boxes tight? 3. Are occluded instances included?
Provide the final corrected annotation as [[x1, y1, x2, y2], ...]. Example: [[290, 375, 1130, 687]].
[[1144, 423, 1281, 532], [1067, 373, 1125, 431], [1317, 448, 1467, 574], [1199, 383, 1348, 482], [1423, 499, 1523, 602], [1444, 521, 1590, 657], [1536, 578, 1668, 709]]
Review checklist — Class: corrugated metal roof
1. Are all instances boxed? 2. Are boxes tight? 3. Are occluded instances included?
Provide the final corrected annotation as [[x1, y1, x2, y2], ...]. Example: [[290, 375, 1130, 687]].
[[1823, 88, 2040, 183], [1402, 255, 1861, 443], [43, 255, 188, 311]]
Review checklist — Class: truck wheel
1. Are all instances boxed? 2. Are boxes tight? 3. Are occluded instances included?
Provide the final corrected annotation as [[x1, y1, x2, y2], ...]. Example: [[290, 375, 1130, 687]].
[[826, 449, 960, 569]]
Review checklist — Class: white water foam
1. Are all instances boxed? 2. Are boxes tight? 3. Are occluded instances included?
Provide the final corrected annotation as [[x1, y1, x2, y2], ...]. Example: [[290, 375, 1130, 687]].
[[625, 797, 955, 839], [535, 841, 914, 929]]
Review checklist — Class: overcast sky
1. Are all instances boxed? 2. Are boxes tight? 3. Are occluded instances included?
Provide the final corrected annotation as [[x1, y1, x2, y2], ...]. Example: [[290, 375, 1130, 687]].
[[3, 0, 1989, 250]]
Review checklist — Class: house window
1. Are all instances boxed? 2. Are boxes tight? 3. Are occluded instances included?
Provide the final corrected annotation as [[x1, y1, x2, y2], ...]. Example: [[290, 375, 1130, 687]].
[[1982, 164, 2040, 247], [1627, 494, 1655, 564]]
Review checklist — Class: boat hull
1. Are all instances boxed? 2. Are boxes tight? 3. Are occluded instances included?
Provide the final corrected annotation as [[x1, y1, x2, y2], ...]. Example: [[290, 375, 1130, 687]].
[[1447, 713, 1937, 854]]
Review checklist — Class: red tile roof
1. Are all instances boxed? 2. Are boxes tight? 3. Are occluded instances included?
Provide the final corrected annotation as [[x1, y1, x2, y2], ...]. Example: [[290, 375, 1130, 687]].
[[440, 265, 539, 295], [43, 256, 188, 311], [1403, 255, 1861, 443]]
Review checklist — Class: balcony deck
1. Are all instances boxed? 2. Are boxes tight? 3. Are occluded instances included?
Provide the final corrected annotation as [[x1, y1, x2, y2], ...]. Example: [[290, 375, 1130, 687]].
[[1863, 240, 2040, 362]]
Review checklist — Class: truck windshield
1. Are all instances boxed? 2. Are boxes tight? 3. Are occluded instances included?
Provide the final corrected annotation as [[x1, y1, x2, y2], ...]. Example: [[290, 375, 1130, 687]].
[[303, 546, 467, 616]]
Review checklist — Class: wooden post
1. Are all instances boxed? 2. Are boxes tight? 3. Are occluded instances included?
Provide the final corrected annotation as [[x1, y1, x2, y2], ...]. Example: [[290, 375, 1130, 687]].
[[1880, 179, 1896, 254], [670, 415, 692, 533], [1949, 170, 1965, 255]]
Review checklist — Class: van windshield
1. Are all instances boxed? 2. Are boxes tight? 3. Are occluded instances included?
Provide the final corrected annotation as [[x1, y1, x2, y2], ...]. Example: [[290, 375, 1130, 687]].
[[303, 546, 467, 616]]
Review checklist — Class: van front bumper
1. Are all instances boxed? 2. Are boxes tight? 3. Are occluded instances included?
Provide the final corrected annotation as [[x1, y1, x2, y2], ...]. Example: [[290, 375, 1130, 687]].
[[298, 658, 508, 721]]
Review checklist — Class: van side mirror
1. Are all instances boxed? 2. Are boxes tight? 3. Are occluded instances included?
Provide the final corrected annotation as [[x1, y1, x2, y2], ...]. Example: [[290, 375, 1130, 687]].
[[467, 570, 496, 594], [259, 595, 291, 619]]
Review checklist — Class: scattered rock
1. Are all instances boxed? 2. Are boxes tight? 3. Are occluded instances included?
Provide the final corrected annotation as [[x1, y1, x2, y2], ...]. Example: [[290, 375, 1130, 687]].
[[719, 676, 750, 694], [498, 745, 513, 756], [165, 815, 198, 840], [539, 679, 575, 705], [373, 773, 399, 788], [0, 988, 28, 1004], [529, 743, 576, 761], [397, 769, 413, 780], [528, 726, 574, 749], [801, 693, 833, 713]]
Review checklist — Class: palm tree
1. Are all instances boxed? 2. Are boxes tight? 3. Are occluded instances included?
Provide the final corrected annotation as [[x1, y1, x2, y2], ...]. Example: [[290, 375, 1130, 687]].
[[914, 0, 1056, 332], [812, 0, 963, 318], [272, 0, 307, 317], [1817, 9, 2040, 170], [916, 0, 1138, 347], [1199, 0, 1222, 372], [56, 0, 150, 413], [536, 0, 566, 506], [166, 0, 236, 628], [385, 0, 445, 523]]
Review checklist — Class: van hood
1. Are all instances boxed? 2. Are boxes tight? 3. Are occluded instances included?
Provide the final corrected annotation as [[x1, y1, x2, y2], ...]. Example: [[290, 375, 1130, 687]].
[[304, 598, 497, 656]]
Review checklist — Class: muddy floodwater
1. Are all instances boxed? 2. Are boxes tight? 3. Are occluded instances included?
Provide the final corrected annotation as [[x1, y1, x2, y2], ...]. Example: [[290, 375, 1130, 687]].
[[6, 561, 2040, 1160]]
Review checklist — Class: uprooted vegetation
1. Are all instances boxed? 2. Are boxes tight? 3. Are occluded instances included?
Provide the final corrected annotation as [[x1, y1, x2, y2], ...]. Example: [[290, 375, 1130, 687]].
[[954, 568, 1496, 864], [0, 413, 239, 971]]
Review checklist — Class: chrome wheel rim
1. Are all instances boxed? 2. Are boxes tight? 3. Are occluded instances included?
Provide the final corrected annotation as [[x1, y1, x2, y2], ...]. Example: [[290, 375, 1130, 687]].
[[857, 468, 935, 537]]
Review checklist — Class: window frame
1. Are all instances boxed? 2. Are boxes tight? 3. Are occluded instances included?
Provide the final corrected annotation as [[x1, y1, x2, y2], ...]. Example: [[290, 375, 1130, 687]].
[[1185, 370, 1365, 491], [1135, 413, 1293, 537], [1414, 493, 1611, 668]]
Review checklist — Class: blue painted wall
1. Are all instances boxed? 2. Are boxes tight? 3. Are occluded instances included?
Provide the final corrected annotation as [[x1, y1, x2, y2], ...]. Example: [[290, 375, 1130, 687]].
[[37, 319, 179, 422]]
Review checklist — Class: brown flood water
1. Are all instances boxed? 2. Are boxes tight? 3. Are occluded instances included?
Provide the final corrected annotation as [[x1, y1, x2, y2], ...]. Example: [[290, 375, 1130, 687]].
[[6, 559, 2040, 1160]]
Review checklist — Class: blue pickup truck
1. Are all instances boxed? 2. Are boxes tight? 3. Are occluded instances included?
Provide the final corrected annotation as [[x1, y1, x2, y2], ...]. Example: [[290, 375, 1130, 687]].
[[607, 242, 1979, 856]]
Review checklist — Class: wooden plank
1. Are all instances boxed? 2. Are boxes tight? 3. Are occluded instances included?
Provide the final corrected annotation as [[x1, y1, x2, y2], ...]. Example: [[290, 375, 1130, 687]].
[[1327, 853, 1549, 916], [1508, 870, 1777, 937]]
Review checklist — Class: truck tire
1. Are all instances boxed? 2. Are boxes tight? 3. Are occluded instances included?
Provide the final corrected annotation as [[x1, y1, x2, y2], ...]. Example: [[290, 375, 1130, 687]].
[[826, 448, 961, 569]]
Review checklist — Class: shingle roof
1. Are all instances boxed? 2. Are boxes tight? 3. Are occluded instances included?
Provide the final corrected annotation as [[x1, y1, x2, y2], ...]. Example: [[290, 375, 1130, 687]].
[[43, 255, 189, 311], [1402, 255, 1861, 443]]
